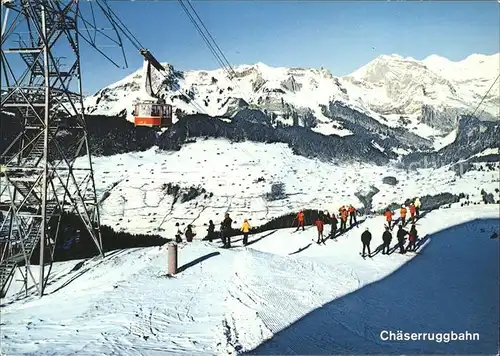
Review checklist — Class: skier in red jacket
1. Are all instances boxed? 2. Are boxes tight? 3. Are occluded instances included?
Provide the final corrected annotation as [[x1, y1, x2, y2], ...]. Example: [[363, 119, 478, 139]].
[[384, 209, 394, 230], [409, 204, 416, 223], [406, 224, 418, 252], [315, 217, 324, 244], [295, 210, 305, 231]]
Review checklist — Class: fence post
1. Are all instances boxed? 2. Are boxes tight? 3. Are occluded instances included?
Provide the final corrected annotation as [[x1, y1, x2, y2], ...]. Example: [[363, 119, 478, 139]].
[[168, 243, 178, 275]]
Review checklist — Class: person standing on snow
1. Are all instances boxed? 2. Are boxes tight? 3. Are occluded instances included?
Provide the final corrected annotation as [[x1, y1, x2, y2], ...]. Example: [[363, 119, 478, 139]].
[[315, 216, 325, 244], [396, 224, 408, 254], [384, 209, 394, 230], [295, 210, 305, 231], [185, 225, 196, 242], [221, 213, 233, 248], [330, 212, 338, 238], [414, 197, 421, 220], [205, 220, 216, 242], [400, 205, 407, 226], [382, 226, 392, 254], [409, 203, 416, 224], [340, 207, 348, 232], [241, 219, 251, 246], [175, 222, 183, 243], [406, 224, 418, 252], [348, 205, 357, 227], [361, 227, 372, 257]]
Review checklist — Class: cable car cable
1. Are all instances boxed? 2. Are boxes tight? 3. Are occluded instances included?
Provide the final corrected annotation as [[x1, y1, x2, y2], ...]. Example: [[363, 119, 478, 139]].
[[176, 0, 234, 79], [182, 0, 236, 78]]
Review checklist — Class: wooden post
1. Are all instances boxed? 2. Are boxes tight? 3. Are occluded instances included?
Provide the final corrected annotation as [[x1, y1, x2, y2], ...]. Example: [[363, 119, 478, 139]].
[[168, 243, 178, 275]]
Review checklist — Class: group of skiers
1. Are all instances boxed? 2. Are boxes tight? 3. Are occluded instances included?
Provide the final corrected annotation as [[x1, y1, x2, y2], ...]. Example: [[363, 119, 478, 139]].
[[383, 197, 421, 229], [296, 204, 358, 244], [176, 212, 251, 249], [174, 197, 423, 257], [305, 198, 422, 258], [360, 222, 419, 258]]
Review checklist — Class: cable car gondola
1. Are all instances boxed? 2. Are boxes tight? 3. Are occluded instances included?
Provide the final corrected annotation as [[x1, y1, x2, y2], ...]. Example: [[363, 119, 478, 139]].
[[133, 100, 172, 127], [133, 49, 173, 128]]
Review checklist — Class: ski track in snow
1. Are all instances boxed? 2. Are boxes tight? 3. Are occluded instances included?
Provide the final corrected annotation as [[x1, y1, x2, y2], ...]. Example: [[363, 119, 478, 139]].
[[1, 205, 498, 355]]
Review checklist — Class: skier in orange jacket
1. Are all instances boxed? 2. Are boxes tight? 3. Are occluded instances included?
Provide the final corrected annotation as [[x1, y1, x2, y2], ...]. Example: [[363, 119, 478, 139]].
[[384, 209, 394, 230], [340, 206, 348, 231], [348, 205, 357, 227], [400, 205, 408, 225], [295, 210, 305, 231]]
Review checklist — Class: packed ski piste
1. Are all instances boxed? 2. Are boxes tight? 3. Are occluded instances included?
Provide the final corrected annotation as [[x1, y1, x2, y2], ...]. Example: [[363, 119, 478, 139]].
[[177, 198, 423, 259]]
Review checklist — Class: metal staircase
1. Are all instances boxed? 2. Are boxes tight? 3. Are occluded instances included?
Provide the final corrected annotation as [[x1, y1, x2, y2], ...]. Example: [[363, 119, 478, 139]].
[[0, 202, 58, 297], [10, 178, 41, 206]]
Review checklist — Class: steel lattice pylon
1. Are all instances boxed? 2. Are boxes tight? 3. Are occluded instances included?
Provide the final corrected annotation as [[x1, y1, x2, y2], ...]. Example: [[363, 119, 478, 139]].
[[0, 0, 125, 298]]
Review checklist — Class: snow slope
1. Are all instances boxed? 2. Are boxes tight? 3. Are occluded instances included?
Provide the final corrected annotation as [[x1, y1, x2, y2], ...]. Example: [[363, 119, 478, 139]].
[[83, 53, 499, 143], [1, 205, 498, 355], [85, 139, 499, 240], [1, 136, 498, 241]]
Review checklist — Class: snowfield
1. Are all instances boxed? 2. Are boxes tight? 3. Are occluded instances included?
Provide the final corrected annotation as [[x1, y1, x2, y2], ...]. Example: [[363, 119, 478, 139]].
[[85, 139, 499, 240], [1, 205, 498, 355]]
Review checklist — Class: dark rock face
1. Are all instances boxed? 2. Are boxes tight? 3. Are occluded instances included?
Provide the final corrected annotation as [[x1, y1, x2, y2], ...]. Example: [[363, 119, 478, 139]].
[[382, 176, 398, 186], [480, 189, 495, 204], [403, 115, 500, 169], [354, 185, 380, 215], [157, 114, 391, 165], [322, 101, 434, 154], [419, 104, 464, 133]]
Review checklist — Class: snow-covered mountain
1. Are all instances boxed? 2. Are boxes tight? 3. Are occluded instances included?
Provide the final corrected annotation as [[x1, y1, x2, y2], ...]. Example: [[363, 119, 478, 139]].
[[84, 53, 499, 146]]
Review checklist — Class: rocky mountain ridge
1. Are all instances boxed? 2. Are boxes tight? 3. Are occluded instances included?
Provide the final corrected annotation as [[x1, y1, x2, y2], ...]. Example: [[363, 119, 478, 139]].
[[84, 53, 499, 148]]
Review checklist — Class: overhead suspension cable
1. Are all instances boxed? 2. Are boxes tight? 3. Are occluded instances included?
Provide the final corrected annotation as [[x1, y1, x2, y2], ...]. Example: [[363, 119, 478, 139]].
[[176, 0, 236, 79], [183, 0, 236, 78], [470, 73, 499, 119], [96, 0, 208, 114]]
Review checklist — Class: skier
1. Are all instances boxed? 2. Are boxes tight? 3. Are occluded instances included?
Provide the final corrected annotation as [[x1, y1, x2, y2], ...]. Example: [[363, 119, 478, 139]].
[[330, 212, 338, 239], [175, 222, 183, 243], [406, 224, 418, 252], [409, 203, 416, 223], [221, 213, 233, 248], [396, 224, 408, 254], [361, 227, 372, 258], [348, 205, 357, 227], [414, 197, 421, 220], [315, 216, 325, 244], [185, 225, 195, 242], [384, 209, 394, 230], [205, 220, 215, 242], [295, 210, 305, 231], [340, 207, 348, 232], [241, 219, 251, 246], [382, 226, 392, 254], [400, 205, 407, 226]]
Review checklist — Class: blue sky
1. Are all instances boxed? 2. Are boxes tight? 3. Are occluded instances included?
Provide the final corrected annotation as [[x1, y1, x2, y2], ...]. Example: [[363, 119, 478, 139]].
[[80, 0, 500, 94]]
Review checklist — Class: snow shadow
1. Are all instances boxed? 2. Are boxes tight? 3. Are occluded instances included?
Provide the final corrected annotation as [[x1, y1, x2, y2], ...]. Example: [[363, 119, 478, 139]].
[[177, 251, 220, 273], [246, 218, 500, 355], [245, 230, 279, 247]]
